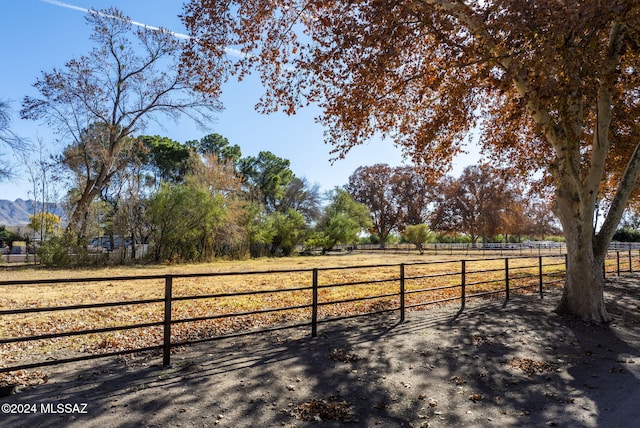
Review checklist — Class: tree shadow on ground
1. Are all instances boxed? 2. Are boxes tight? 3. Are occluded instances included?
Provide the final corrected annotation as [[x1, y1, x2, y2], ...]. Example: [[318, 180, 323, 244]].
[[401, 277, 640, 427], [3, 276, 640, 427]]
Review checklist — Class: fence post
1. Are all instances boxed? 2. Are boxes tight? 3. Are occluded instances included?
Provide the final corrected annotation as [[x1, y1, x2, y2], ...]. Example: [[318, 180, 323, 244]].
[[400, 263, 406, 322], [629, 250, 633, 273], [617, 251, 620, 276], [312, 268, 318, 337], [163, 275, 173, 366], [461, 260, 466, 311], [505, 258, 510, 301], [538, 256, 544, 299]]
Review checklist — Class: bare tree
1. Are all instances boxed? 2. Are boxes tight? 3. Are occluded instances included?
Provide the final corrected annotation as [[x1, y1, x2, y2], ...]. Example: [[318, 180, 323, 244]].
[[21, 8, 220, 239], [280, 177, 322, 224], [0, 100, 25, 180], [21, 137, 60, 242]]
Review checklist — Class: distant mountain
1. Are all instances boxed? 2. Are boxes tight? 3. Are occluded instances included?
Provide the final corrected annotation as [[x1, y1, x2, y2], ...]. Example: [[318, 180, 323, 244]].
[[0, 199, 63, 226]]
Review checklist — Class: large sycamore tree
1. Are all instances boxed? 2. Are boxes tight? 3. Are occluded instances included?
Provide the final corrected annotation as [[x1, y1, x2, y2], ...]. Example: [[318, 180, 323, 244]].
[[22, 8, 219, 239], [182, 1, 640, 322]]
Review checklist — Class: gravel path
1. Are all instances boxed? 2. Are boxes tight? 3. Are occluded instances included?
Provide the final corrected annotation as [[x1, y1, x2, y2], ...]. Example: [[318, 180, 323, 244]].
[[2, 275, 640, 427]]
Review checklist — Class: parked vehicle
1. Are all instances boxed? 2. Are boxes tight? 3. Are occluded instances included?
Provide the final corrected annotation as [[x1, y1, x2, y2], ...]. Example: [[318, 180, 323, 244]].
[[11, 241, 27, 254], [90, 236, 133, 251]]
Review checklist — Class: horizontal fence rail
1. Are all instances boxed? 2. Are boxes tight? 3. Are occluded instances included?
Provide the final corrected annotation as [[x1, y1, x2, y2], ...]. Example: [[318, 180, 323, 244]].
[[351, 241, 640, 257], [2, 251, 640, 375], [353, 242, 568, 257]]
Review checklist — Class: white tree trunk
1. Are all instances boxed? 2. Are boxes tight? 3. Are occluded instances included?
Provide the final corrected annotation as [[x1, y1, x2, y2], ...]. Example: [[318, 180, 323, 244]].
[[553, 191, 611, 322], [556, 233, 610, 322]]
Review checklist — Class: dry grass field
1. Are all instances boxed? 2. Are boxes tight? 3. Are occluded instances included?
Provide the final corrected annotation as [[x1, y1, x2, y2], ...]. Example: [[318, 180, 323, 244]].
[[0, 252, 566, 386]]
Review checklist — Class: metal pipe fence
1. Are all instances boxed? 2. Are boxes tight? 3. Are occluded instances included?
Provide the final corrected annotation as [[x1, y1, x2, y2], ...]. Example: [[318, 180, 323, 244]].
[[1, 251, 638, 375]]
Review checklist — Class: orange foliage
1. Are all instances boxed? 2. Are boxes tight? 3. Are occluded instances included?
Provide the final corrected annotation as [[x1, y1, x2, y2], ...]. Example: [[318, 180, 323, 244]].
[[181, 1, 640, 320]]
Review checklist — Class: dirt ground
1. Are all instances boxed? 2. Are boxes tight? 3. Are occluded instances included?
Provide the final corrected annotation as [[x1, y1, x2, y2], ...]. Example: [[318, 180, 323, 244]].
[[2, 274, 640, 428]]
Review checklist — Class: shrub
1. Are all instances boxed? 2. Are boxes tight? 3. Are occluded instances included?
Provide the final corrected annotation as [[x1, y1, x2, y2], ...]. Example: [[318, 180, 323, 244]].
[[37, 236, 95, 267], [613, 227, 640, 242]]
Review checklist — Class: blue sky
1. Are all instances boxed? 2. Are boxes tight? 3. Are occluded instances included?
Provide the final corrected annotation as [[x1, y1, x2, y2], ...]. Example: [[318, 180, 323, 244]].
[[0, 0, 479, 202]]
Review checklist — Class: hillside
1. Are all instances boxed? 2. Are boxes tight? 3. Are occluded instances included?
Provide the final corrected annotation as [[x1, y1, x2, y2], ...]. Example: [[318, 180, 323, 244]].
[[0, 199, 62, 226]]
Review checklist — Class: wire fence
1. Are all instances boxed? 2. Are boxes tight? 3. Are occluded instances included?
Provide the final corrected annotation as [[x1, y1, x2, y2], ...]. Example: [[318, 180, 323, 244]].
[[1, 251, 638, 375]]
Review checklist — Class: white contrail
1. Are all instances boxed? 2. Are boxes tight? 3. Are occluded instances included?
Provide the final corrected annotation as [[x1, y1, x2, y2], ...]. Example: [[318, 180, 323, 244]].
[[41, 0, 190, 39], [41, 0, 87, 13], [40, 0, 245, 57]]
